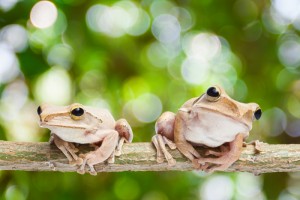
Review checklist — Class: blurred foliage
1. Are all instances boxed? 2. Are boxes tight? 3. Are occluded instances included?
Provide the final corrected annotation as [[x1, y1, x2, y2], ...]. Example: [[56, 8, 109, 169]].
[[1, 0, 300, 199]]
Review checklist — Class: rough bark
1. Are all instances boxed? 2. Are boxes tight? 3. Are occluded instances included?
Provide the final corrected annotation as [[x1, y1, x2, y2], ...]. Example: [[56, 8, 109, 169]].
[[0, 140, 300, 174]]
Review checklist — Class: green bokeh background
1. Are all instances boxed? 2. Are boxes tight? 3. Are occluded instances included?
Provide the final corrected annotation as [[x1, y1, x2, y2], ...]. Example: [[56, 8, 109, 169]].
[[1, 0, 300, 199]]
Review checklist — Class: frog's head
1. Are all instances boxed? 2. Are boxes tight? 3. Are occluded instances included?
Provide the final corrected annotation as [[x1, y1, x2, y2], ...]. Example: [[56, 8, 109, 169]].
[[193, 85, 262, 130], [37, 103, 102, 132]]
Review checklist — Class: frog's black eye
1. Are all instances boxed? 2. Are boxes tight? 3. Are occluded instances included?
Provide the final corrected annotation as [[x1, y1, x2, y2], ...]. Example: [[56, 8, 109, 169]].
[[206, 86, 221, 101], [254, 108, 262, 120], [37, 106, 42, 115], [70, 106, 85, 120]]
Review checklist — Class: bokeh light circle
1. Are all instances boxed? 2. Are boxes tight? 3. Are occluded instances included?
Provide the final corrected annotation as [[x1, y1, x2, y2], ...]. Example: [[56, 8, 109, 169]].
[[30, 1, 58, 29]]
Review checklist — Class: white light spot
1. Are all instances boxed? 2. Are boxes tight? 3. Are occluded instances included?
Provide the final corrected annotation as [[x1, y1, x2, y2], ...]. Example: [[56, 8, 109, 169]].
[[0, 24, 28, 52], [258, 107, 287, 137], [126, 9, 150, 36], [30, 1, 58, 29], [0, 44, 20, 83], [262, 8, 287, 34], [278, 39, 300, 68], [181, 58, 209, 85], [132, 93, 162, 123], [86, 3, 149, 37], [183, 32, 221, 61], [170, 7, 194, 31], [285, 120, 300, 137], [0, 0, 19, 12], [0, 80, 28, 119], [151, 14, 181, 44], [272, 0, 300, 22], [200, 175, 234, 200], [34, 67, 72, 105], [236, 173, 263, 198], [86, 4, 124, 37], [0, 81, 40, 142]]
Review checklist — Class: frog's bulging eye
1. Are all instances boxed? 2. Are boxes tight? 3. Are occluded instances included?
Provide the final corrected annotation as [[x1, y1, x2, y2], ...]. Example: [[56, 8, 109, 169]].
[[70, 106, 85, 120], [206, 86, 221, 101], [254, 108, 262, 120], [37, 106, 42, 115]]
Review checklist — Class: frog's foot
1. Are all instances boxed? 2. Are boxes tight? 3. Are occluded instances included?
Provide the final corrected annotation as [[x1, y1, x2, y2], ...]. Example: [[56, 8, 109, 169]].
[[115, 137, 128, 157], [152, 134, 176, 166], [197, 133, 244, 173], [115, 119, 133, 156], [107, 151, 115, 164], [89, 143, 100, 150], [176, 142, 200, 161], [53, 134, 82, 166], [243, 140, 263, 153], [152, 135, 164, 163], [204, 145, 229, 157], [77, 130, 119, 175]]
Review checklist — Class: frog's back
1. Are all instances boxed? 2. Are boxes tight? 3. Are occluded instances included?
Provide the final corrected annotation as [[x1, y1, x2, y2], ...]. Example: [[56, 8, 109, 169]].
[[85, 106, 116, 127]]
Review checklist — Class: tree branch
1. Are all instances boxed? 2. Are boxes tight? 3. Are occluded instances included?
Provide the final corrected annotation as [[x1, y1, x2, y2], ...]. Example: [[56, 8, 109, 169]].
[[0, 140, 300, 174]]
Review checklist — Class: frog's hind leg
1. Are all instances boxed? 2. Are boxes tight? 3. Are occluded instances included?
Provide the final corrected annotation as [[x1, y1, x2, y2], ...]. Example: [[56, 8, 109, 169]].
[[53, 134, 82, 166], [77, 130, 119, 176], [152, 111, 176, 166], [197, 133, 244, 173], [115, 119, 133, 156], [163, 136, 176, 150], [157, 134, 176, 166]]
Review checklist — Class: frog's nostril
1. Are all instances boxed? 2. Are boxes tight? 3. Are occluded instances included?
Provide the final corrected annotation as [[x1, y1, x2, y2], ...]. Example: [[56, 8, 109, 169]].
[[37, 106, 42, 115]]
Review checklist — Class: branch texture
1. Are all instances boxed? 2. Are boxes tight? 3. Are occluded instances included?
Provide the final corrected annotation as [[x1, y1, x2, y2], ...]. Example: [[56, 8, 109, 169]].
[[0, 140, 300, 174]]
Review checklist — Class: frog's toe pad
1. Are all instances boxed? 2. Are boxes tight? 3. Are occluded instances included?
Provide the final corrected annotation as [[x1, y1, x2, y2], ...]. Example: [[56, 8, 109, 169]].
[[156, 156, 164, 163], [69, 157, 83, 166], [115, 150, 122, 156], [167, 158, 176, 166], [77, 169, 85, 175], [89, 171, 97, 176]]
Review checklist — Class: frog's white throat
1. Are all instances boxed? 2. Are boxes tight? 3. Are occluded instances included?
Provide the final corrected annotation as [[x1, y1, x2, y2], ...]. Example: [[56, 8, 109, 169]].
[[184, 109, 251, 147]]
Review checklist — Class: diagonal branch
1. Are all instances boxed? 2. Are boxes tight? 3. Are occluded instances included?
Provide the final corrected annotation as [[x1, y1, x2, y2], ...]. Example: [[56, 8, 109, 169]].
[[0, 140, 300, 174]]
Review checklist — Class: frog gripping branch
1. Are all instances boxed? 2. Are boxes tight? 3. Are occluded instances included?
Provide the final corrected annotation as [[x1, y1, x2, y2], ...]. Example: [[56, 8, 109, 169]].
[[152, 85, 262, 173], [37, 103, 133, 175], [36, 85, 262, 175]]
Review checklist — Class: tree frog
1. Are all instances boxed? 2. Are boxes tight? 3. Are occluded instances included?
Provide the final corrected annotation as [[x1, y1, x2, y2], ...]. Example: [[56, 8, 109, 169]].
[[37, 103, 133, 175], [152, 86, 262, 172]]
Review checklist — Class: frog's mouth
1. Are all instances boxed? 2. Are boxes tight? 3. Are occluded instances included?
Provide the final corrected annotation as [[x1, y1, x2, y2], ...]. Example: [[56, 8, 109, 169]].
[[39, 121, 86, 130], [181, 105, 252, 130]]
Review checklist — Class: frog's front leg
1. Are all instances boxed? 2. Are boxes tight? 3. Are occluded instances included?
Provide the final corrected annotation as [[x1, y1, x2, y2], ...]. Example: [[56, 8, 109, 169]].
[[77, 130, 119, 175], [174, 114, 200, 162], [52, 134, 82, 166], [196, 133, 244, 173], [152, 112, 177, 166], [115, 119, 133, 156]]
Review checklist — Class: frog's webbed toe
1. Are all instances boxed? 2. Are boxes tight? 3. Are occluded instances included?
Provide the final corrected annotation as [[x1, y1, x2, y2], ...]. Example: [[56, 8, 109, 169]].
[[196, 133, 244, 172], [176, 142, 200, 161], [152, 134, 176, 166], [52, 134, 82, 166], [115, 137, 126, 157], [204, 145, 229, 157]]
